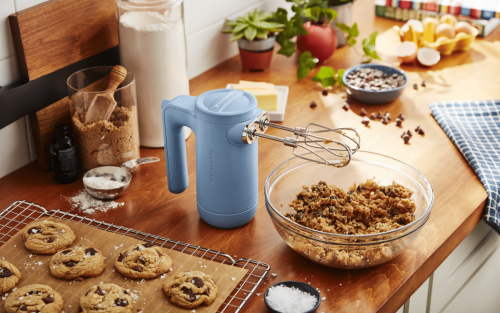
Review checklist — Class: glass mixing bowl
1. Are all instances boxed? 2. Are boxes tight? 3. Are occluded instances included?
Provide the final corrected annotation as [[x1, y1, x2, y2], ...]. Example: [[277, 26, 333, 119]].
[[264, 150, 434, 269]]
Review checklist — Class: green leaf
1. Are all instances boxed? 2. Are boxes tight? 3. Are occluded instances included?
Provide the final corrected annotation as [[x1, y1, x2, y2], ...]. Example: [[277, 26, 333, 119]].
[[349, 22, 359, 37], [336, 69, 345, 87], [323, 8, 337, 22], [225, 20, 238, 26], [244, 26, 257, 41], [362, 31, 378, 55], [312, 66, 336, 87], [233, 23, 248, 33], [256, 29, 268, 39], [297, 51, 318, 81], [230, 32, 244, 41], [347, 37, 357, 46], [221, 28, 234, 34]]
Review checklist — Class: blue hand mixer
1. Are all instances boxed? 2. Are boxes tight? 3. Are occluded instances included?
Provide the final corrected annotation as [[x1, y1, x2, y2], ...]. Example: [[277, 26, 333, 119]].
[[162, 89, 360, 228]]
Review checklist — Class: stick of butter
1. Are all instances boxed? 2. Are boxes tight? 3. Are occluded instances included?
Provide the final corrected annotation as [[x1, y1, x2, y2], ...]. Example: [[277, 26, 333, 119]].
[[233, 80, 274, 90], [244, 89, 278, 112]]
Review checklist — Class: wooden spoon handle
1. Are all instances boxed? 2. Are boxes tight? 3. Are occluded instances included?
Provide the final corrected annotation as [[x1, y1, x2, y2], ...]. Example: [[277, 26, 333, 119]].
[[105, 65, 127, 91]]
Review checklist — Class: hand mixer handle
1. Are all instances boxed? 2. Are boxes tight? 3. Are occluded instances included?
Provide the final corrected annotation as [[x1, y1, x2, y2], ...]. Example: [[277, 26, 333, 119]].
[[161, 96, 197, 194]]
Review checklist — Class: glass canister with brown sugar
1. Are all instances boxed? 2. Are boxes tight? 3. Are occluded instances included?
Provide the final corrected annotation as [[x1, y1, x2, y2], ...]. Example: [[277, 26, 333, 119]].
[[67, 66, 140, 173]]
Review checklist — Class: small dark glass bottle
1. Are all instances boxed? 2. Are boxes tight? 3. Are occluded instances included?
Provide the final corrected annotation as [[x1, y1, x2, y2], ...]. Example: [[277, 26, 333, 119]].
[[50, 124, 78, 184]]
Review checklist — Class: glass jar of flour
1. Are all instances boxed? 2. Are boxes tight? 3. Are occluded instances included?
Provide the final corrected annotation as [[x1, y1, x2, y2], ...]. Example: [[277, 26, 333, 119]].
[[116, 0, 191, 147]]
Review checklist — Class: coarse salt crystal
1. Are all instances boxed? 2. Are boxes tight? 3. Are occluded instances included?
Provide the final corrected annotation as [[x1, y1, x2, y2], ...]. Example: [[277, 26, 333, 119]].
[[266, 285, 317, 313], [271, 273, 277, 277], [231, 277, 236, 281], [321, 296, 326, 301]]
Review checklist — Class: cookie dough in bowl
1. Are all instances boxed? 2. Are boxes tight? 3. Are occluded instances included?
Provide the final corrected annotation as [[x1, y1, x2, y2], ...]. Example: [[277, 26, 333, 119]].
[[265, 150, 433, 269]]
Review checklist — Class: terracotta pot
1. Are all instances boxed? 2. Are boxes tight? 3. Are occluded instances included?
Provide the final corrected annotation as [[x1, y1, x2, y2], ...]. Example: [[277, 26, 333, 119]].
[[237, 36, 275, 71], [297, 22, 338, 63]]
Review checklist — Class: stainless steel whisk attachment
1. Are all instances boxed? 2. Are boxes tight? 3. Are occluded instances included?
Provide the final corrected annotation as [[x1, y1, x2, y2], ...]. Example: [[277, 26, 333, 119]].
[[242, 112, 360, 167]]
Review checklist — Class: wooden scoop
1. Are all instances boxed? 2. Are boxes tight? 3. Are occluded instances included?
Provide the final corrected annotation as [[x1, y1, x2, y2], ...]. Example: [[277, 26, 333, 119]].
[[84, 65, 127, 125]]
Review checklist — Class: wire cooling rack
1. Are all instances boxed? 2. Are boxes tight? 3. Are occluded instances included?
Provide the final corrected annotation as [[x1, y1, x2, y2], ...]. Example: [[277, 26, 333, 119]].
[[0, 200, 270, 313]]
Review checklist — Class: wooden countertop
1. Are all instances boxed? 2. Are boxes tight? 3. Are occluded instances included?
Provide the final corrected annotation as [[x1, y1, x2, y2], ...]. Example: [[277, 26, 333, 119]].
[[2, 1, 500, 312]]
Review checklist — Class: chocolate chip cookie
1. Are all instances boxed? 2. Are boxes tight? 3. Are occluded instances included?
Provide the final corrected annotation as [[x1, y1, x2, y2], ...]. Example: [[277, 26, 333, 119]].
[[114, 242, 172, 280], [4, 284, 64, 313], [80, 283, 133, 313], [50, 245, 105, 280], [164, 271, 218, 309], [0, 260, 21, 295], [22, 221, 76, 254]]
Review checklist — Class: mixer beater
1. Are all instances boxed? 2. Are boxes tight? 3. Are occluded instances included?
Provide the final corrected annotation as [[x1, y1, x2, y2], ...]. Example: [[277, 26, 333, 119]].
[[242, 112, 360, 167]]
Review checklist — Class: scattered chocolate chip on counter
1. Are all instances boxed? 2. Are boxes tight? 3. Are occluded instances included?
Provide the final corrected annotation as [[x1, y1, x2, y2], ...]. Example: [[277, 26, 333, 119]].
[[376, 111, 384, 119], [342, 103, 350, 111], [322, 89, 328, 96], [309, 101, 317, 109], [421, 80, 426, 87], [346, 67, 405, 90], [407, 130, 413, 137], [401, 131, 407, 139], [415, 125, 425, 135], [403, 134, 410, 144], [382, 117, 389, 125], [397, 112, 405, 120], [360, 108, 367, 116], [413, 83, 418, 90], [385, 111, 391, 120], [369, 113, 376, 120], [361, 117, 370, 126], [395, 118, 403, 127]]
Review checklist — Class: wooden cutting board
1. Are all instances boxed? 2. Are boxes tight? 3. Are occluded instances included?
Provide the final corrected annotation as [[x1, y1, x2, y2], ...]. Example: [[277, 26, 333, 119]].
[[8, 0, 119, 170]]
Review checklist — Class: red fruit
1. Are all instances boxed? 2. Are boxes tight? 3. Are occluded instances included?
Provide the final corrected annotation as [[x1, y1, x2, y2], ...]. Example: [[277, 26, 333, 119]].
[[296, 22, 338, 63]]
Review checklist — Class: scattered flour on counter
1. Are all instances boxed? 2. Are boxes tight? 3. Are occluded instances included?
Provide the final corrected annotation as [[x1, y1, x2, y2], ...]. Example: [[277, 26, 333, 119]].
[[83, 177, 126, 189], [65, 190, 124, 214]]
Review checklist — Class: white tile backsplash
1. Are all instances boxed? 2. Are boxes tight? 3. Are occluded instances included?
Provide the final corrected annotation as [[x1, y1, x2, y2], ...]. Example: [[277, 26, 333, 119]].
[[0, 0, 15, 61], [0, 0, 290, 178]]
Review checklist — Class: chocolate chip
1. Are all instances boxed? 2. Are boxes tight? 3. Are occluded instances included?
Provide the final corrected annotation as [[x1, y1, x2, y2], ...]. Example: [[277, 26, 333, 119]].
[[357, 185, 365, 192], [20, 305, 27, 311], [310, 101, 317, 108], [123, 289, 129, 294], [360, 108, 367, 116], [46, 237, 55, 243], [347, 196, 351, 203], [42, 296, 54, 304], [376, 111, 384, 119], [418, 128, 425, 135], [421, 80, 426, 87], [317, 210, 324, 218], [0, 268, 13, 278], [398, 217, 406, 225], [388, 189, 397, 197], [385, 111, 391, 120], [342, 103, 350, 111], [96, 286, 105, 296], [382, 117, 389, 125], [182, 288, 196, 301], [192, 277, 204, 288], [64, 261, 78, 267], [157, 250, 163, 257], [115, 299, 128, 307], [322, 89, 328, 96], [85, 290, 90, 296], [413, 83, 418, 90], [330, 195, 337, 200], [415, 125, 420, 132], [132, 265, 143, 272], [403, 135, 410, 144], [143, 242, 154, 248], [401, 131, 406, 139], [295, 212, 304, 220], [319, 181, 327, 186], [203, 288, 210, 296], [133, 246, 141, 251], [118, 253, 126, 262], [380, 187, 386, 195], [329, 206, 334, 214], [85, 248, 97, 256], [28, 228, 42, 234], [61, 250, 71, 255], [407, 130, 412, 137], [395, 118, 403, 127], [137, 256, 147, 265], [361, 117, 370, 126], [369, 113, 376, 120], [397, 112, 405, 120], [297, 194, 304, 200]]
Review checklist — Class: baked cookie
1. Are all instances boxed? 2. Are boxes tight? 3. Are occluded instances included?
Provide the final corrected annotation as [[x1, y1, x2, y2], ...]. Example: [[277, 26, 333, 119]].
[[80, 283, 133, 313], [0, 260, 21, 295], [50, 245, 105, 280], [164, 271, 218, 309], [4, 284, 64, 313], [115, 242, 172, 279], [22, 221, 76, 254]]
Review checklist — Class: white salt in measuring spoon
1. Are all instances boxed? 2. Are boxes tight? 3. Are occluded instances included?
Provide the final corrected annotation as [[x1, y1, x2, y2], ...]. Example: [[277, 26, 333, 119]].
[[83, 157, 160, 200]]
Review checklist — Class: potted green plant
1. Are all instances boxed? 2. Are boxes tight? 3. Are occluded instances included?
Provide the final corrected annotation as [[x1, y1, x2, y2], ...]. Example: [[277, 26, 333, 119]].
[[222, 9, 284, 71]]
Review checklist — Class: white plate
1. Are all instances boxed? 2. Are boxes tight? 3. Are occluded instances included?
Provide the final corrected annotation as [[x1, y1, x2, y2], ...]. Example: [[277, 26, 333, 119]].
[[226, 84, 289, 122]]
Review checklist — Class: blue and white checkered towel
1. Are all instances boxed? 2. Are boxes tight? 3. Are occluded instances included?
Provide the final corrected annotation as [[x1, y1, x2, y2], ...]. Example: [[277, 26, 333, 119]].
[[429, 100, 500, 235]]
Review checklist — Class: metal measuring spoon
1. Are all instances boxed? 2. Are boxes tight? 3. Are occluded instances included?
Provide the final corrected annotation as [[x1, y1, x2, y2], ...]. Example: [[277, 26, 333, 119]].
[[83, 157, 160, 200]]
